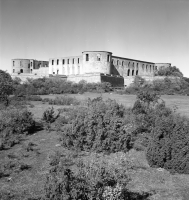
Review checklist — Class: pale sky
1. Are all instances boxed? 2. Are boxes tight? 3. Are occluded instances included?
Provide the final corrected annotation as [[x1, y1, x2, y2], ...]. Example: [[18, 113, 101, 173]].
[[0, 0, 189, 77]]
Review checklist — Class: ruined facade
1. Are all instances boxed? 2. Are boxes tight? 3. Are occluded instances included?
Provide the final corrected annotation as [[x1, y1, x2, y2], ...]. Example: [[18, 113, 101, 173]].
[[49, 51, 171, 86], [12, 59, 49, 76], [11, 51, 171, 86]]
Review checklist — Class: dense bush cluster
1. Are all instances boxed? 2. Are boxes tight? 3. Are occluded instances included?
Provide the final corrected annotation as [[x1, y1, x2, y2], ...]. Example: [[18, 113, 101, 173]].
[[0, 70, 15, 106], [59, 97, 135, 153], [13, 77, 112, 96], [155, 66, 183, 77], [119, 75, 189, 96], [43, 153, 151, 200], [131, 91, 189, 174], [42, 96, 80, 105], [0, 108, 35, 149], [146, 114, 189, 174]]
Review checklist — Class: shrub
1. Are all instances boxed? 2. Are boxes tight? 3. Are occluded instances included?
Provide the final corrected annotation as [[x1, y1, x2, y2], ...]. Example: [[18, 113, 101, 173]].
[[0, 108, 35, 149], [25, 95, 42, 101], [146, 114, 189, 174], [0, 70, 14, 106], [48, 96, 80, 106], [43, 152, 151, 200], [60, 98, 134, 153], [155, 66, 183, 77]]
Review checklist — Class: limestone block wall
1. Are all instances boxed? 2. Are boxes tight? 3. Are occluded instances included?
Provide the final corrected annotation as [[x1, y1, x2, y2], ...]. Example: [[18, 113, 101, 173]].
[[111, 56, 156, 77], [67, 73, 101, 83], [33, 67, 49, 76], [82, 51, 112, 74], [49, 56, 82, 75], [12, 59, 30, 74]]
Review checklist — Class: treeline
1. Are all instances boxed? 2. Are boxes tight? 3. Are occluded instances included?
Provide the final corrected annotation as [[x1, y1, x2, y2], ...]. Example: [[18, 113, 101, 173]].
[[13, 77, 112, 96], [119, 75, 189, 95]]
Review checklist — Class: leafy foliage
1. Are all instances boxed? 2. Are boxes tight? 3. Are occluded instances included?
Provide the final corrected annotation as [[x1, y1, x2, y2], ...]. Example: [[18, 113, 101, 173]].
[[42, 96, 79, 106], [0, 70, 14, 106], [155, 66, 183, 77], [146, 114, 189, 174], [13, 77, 112, 96], [0, 108, 35, 150], [60, 98, 134, 153]]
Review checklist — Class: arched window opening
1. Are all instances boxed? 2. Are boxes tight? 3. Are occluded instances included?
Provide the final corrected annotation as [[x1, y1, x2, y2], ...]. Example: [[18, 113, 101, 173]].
[[67, 59, 69, 64], [62, 59, 65, 64], [128, 62, 130, 67], [13, 61, 15, 66], [150, 65, 151, 72], [122, 61, 124, 66], [127, 69, 130, 76], [57, 59, 59, 65], [117, 60, 119, 65], [73, 59, 74, 64], [146, 65, 148, 71], [133, 62, 134, 68], [132, 70, 134, 76], [20, 69, 23, 73], [52, 60, 54, 65], [136, 70, 138, 75]]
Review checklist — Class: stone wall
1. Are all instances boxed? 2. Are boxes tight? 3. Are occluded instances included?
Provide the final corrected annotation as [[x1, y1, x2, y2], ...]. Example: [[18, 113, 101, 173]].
[[49, 56, 82, 75], [67, 73, 124, 87], [111, 56, 156, 77], [12, 59, 30, 74], [82, 51, 112, 74]]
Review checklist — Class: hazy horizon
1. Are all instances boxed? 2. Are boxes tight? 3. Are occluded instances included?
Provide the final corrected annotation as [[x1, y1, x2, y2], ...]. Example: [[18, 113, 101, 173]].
[[0, 0, 189, 77]]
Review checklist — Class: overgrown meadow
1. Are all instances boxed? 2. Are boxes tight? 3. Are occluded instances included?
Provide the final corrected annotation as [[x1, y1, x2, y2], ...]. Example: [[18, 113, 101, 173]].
[[0, 69, 189, 200]]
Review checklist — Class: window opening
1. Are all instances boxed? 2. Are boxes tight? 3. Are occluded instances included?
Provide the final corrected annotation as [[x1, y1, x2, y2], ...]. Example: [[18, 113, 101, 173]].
[[97, 54, 101, 61], [127, 69, 130, 76], [86, 54, 89, 61]]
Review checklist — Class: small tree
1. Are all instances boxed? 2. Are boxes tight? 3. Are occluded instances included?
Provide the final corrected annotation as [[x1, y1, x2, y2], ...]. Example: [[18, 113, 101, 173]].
[[0, 70, 14, 106]]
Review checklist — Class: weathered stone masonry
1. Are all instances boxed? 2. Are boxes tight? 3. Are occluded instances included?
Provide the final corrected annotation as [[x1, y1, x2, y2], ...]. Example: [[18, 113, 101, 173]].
[[11, 51, 171, 86], [49, 51, 171, 86]]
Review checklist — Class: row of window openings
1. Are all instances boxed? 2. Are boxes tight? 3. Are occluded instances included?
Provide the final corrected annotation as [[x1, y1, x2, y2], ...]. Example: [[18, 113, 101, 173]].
[[86, 54, 110, 62], [52, 58, 80, 65], [53, 67, 80, 75], [13, 69, 33, 73], [113, 60, 157, 71], [13, 61, 35, 67]]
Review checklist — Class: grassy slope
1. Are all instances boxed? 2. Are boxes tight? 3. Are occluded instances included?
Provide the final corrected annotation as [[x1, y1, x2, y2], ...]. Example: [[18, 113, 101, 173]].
[[0, 93, 189, 199]]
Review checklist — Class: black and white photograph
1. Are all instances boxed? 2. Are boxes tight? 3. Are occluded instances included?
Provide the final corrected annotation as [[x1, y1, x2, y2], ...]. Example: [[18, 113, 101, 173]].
[[0, 0, 189, 199]]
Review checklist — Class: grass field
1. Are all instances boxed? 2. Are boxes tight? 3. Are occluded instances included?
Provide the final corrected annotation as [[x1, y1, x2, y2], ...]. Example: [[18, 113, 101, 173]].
[[1, 93, 189, 199], [41, 92, 189, 118]]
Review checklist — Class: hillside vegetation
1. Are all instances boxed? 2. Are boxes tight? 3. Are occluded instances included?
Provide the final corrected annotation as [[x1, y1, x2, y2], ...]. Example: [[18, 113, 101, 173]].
[[0, 69, 189, 199]]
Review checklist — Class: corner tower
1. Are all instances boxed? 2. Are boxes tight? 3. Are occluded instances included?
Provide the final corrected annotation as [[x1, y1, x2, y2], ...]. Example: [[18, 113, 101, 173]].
[[82, 51, 112, 74]]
